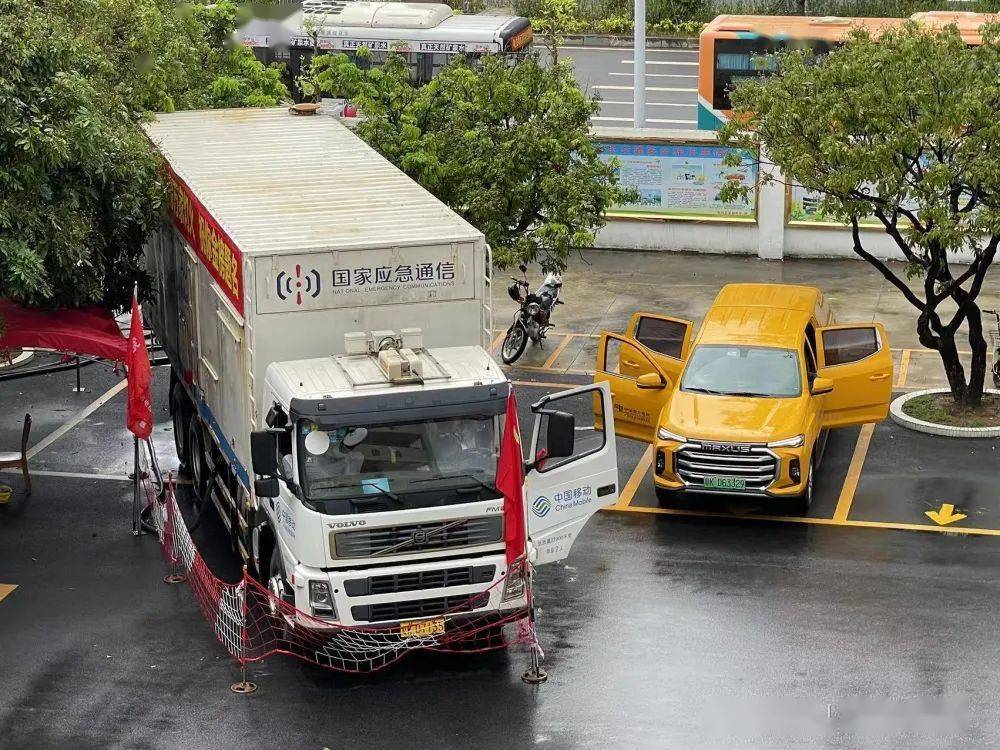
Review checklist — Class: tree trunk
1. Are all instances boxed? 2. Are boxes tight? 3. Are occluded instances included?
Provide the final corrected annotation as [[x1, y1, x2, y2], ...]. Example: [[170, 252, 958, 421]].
[[965, 305, 988, 407], [936, 330, 969, 405]]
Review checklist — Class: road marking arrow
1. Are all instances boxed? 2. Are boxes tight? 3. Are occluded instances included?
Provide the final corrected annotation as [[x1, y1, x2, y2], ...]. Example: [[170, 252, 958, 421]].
[[925, 503, 967, 526]]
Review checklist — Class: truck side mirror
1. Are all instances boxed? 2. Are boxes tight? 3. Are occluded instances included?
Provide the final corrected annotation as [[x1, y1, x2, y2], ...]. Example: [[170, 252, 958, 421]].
[[811, 377, 834, 396], [254, 477, 280, 498], [250, 430, 278, 476], [545, 410, 576, 459]]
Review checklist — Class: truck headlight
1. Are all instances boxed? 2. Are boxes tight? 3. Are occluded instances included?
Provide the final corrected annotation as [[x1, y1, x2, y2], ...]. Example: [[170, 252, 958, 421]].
[[501, 568, 526, 602], [309, 580, 336, 617], [657, 427, 686, 443], [768, 434, 805, 449]]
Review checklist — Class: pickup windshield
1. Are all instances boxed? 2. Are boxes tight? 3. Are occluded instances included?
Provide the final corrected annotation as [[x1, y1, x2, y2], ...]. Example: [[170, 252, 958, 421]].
[[297, 416, 499, 502], [680, 345, 801, 398]]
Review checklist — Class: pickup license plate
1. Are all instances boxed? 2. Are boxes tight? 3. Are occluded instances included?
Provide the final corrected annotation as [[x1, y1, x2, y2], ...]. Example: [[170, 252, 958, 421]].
[[704, 476, 746, 491], [400, 617, 445, 638]]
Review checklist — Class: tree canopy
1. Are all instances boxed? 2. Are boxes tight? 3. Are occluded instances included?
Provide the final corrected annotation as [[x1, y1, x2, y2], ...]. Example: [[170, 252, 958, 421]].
[[720, 23, 1000, 405], [0, 0, 287, 315], [310, 52, 630, 272]]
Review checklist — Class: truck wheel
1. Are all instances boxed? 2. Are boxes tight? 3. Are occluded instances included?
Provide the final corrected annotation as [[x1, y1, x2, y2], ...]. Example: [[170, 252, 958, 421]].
[[268, 546, 295, 618], [791, 458, 814, 516], [170, 383, 190, 469], [188, 416, 209, 497]]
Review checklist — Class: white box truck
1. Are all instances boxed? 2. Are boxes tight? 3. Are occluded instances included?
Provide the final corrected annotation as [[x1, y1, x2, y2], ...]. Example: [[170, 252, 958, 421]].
[[142, 108, 619, 636]]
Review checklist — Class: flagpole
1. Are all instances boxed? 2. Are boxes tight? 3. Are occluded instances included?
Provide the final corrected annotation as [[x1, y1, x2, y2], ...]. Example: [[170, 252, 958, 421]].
[[132, 436, 140, 536]]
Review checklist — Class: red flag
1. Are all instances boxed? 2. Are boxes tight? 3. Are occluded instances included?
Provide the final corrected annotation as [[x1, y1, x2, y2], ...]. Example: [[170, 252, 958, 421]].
[[125, 292, 153, 439], [496, 391, 526, 565]]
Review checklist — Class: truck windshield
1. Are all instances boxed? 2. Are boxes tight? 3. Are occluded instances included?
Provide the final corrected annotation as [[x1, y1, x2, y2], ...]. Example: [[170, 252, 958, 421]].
[[680, 345, 801, 398], [297, 416, 499, 501]]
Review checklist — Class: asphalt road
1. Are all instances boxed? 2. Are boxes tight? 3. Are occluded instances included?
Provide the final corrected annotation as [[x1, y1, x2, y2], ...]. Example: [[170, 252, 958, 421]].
[[554, 44, 700, 129], [2, 348, 999, 748]]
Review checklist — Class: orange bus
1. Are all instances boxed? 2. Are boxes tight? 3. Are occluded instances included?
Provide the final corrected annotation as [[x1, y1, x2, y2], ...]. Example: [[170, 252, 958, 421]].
[[697, 11, 994, 130]]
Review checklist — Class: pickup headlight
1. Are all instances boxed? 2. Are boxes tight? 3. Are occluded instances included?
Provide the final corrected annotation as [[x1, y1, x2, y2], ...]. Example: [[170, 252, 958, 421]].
[[501, 568, 526, 602], [768, 434, 805, 449], [309, 580, 336, 618], [657, 427, 687, 443]]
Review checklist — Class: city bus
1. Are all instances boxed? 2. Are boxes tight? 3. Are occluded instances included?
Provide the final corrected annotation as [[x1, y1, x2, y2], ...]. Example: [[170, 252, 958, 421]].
[[240, 0, 533, 95], [697, 11, 993, 130]]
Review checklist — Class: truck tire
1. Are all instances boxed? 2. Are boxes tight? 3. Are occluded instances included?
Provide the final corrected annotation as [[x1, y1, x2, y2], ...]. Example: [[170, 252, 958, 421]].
[[170, 382, 191, 469], [188, 416, 209, 498]]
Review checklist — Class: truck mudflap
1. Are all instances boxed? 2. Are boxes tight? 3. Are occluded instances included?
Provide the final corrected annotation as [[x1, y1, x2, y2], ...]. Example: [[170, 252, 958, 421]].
[[525, 382, 619, 566]]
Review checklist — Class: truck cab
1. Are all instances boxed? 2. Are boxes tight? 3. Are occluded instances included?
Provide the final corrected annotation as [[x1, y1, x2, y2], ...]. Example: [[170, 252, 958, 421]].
[[595, 283, 893, 512], [251, 329, 619, 629]]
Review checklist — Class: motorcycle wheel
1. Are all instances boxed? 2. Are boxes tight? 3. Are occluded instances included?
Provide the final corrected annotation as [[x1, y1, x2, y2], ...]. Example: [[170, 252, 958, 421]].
[[501, 325, 528, 364], [992, 361, 1000, 389]]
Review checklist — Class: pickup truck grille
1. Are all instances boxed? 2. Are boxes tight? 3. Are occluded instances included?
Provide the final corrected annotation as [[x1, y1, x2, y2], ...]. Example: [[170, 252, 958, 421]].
[[332, 516, 503, 559], [351, 592, 490, 623], [343, 565, 497, 597], [675, 443, 778, 492]]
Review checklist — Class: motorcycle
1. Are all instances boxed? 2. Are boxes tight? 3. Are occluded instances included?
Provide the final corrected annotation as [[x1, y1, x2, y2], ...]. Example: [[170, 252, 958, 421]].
[[500, 264, 564, 365]]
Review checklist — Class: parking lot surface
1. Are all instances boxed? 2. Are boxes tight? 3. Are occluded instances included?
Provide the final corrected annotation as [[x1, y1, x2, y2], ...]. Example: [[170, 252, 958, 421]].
[[2, 251, 999, 749]]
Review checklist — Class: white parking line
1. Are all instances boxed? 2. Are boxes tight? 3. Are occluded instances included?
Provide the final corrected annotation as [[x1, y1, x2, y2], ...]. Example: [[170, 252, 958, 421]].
[[26, 379, 128, 459], [1, 467, 130, 482]]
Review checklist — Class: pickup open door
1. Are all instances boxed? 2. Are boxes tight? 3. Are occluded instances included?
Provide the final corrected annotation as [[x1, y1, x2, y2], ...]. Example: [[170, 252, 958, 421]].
[[623, 312, 694, 384], [525, 382, 618, 566], [816, 323, 893, 428], [594, 332, 675, 442]]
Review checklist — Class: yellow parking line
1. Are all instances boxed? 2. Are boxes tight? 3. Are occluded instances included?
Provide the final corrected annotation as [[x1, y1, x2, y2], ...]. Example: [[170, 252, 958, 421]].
[[605, 504, 1000, 537], [490, 331, 505, 352], [511, 380, 584, 390], [512, 363, 594, 376], [609, 445, 654, 509], [0, 584, 17, 603], [895, 350, 911, 388], [833, 423, 875, 521], [541, 335, 574, 370]]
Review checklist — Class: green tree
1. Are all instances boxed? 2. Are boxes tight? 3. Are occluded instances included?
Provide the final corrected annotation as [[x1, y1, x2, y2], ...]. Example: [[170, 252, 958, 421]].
[[720, 23, 1000, 406], [0, 0, 287, 315], [311, 53, 630, 272]]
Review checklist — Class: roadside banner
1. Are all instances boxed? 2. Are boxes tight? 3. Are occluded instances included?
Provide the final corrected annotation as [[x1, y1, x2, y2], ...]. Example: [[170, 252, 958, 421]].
[[125, 292, 152, 439], [497, 391, 527, 564]]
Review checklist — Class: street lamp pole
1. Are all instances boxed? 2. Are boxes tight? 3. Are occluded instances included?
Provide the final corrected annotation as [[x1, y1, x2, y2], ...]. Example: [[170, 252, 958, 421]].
[[634, 0, 645, 128]]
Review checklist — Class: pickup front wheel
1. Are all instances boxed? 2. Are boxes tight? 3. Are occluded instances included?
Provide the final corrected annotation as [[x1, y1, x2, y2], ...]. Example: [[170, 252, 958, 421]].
[[791, 458, 814, 516]]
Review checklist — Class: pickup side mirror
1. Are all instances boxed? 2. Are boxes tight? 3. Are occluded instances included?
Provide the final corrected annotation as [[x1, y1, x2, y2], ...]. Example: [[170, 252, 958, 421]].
[[811, 376, 834, 396], [636, 372, 666, 390], [254, 477, 280, 498], [250, 430, 278, 476], [545, 410, 576, 459]]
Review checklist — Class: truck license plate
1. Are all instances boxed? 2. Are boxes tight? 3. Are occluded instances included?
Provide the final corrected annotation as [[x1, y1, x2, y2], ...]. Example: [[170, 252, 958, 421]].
[[400, 617, 445, 638], [704, 476, 746, 490]]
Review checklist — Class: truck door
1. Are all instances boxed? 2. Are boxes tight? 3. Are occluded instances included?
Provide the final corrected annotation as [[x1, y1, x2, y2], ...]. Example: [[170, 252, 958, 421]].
[[623, 312, 694, 384], [816, 323, 893, 428], [525, 382, 618, 566], [594, 332, 675, 442]]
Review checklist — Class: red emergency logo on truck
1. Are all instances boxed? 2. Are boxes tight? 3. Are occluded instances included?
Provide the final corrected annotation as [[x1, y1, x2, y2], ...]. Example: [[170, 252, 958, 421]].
[[276, 265, 321, 306]]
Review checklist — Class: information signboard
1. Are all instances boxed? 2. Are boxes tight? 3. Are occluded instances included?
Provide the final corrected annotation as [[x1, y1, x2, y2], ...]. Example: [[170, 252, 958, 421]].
[[598, 141, 758, 222]]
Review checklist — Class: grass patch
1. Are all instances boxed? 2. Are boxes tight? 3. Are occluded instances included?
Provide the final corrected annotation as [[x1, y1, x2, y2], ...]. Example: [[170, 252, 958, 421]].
[[902, 393, 1000, 428]]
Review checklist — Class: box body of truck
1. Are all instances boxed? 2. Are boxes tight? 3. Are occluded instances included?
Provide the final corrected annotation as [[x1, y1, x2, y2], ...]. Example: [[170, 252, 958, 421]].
[[143, 108, 619, 635]]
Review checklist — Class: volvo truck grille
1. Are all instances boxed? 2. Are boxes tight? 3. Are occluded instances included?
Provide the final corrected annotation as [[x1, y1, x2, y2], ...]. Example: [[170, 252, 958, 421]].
[[343, 565, 497, 597], [332, 516, 503, 559], [675, 443, 778, 492], [351, 592, 490, 623]]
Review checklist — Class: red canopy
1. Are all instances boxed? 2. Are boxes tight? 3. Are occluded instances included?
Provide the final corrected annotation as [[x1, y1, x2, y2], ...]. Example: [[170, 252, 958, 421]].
[[0, 299, 128, 362]]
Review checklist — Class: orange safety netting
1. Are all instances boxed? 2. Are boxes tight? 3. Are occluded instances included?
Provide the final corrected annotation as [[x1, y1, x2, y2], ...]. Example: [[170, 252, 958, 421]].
[[140, 452, 540, 673]]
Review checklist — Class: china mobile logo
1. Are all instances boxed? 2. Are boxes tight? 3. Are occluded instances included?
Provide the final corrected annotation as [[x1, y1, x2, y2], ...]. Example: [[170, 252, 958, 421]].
[[276, 265, 321, 305], [531, 496, 551, 518]]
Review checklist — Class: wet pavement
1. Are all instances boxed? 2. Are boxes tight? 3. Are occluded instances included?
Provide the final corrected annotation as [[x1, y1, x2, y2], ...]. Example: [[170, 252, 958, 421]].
[[2, 250, 1000, 749]]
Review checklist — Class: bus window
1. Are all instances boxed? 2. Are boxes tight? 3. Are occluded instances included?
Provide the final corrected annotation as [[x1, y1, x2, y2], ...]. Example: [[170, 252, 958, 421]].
[[712, 38, 779, 111]]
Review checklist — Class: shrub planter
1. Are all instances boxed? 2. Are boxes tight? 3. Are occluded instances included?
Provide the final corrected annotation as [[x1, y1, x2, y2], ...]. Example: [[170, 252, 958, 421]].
[[0, 349, 34, 371], [890, 388, 1000, 439]]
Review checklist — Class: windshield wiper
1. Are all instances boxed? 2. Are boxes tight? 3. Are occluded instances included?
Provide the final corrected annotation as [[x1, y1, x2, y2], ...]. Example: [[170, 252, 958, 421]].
[[683, 386, 725, 395], [411, 474, 498, 494], [311, 480, 402, 505], [720, 391, 772, 398]]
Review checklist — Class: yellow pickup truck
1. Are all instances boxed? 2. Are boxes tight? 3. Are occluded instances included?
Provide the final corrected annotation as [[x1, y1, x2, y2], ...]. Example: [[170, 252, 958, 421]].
[[595, 283, 893, 512]]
